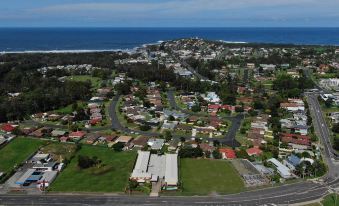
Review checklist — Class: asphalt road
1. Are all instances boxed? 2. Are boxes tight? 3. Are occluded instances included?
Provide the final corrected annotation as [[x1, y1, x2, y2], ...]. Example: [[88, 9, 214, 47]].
[[108, 95, 241, 147], [0, 181, 331, 205], [167, 89, 242, 146], [306, 93, 339, 182], [180, 60, 209, 81]]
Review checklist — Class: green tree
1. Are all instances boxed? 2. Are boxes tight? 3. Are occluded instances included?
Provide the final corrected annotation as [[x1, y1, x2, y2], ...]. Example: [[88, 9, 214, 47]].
[[113, 142, 125, 152], [212, 150, 222, 159]]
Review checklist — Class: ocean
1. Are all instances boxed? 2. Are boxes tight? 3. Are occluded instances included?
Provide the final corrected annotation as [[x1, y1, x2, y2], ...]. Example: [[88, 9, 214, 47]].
[[0, 27, 339, 53]]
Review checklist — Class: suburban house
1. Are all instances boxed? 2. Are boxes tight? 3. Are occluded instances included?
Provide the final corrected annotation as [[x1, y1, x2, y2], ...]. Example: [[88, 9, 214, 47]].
[[147, 138, 165, 150], [246, 147, 263, 156], [131, 136, 149, 149], [69, 131, 86, 140], [219, 148, 236, 159], [280, 133, 311, 150]]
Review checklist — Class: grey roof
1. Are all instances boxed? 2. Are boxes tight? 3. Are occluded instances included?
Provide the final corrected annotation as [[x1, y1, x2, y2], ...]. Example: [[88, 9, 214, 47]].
[[16, 169, 36, 184], [39, 171, 58, 183], [131, 151, 152, 180], [165, 154, 178, 186], [287, 155, 301, 167], [148, 138, 165, 150]]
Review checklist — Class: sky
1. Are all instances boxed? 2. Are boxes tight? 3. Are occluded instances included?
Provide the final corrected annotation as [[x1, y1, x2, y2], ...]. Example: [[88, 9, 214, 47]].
[[0, 0, 339, 27]]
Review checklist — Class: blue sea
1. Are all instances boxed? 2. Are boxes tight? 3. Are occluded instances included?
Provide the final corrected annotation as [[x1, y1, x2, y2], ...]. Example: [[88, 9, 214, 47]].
[[0, 27, 339, 53]]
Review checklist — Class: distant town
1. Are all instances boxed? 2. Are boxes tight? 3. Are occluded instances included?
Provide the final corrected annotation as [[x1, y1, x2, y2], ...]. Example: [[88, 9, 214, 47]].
[[0, 38, 339, 205]]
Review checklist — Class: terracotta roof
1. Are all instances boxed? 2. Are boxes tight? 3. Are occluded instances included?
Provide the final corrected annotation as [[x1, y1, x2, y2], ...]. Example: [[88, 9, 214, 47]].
[[1, 124, 15, 132], [280, 133, 310, 146], [219, 148, 236, 159], [69, 131, 86, 138], [199, 143, 215, 152], [246, 147, 263, 156], [131, 136, 149, 147]]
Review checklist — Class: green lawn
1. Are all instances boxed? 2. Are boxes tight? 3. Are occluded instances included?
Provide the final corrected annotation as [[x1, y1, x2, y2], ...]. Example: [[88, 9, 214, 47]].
[[50, 145, 136, 193], [322, 193, 339, 206], [54, 101, 86, 114], [179, 159, 245, 195], [0, 137, 44, 174], [67, 75, 102, 89]]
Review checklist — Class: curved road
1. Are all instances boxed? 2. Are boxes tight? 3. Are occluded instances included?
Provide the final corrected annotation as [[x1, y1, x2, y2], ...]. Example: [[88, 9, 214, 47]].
[[109, 94, 242, 147], [166, 90, 242, 147]]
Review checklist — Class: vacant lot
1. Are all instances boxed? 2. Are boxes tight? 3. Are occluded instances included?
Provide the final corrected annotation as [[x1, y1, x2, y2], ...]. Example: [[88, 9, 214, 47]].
[[0, 137, 44, 174], [180, 159, 245, 195], [50, 145, 136, 193], [40, 142, 77, 162]]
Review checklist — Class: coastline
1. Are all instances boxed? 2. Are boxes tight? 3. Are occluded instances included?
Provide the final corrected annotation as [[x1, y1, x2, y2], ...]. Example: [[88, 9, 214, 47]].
[[1, 38, 339, 54]]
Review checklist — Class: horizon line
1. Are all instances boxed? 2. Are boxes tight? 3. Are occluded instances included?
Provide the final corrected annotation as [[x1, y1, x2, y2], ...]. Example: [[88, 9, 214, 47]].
[[1, 26, 339, 29]]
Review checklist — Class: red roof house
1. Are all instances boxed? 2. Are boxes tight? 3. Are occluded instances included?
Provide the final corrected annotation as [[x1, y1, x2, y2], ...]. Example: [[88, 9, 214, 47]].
[[60, 136, 70, 143], [219, 148, 236, 159], [69, 131, 86, 139], [90, 118, 101, 125], [1, 123, 15, 133], [280, 133, 311, 146], [246, 147, 263, 156]]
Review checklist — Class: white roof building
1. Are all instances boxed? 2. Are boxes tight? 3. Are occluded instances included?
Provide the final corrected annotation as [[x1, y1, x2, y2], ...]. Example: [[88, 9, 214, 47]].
[[130, 151, 179, 187], [165, 154, 178, 186], [268, 158, 292, 179], [130, 151, 152, 182]]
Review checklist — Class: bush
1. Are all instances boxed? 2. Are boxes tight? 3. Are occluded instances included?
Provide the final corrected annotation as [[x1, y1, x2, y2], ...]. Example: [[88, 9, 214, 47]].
[[212, 150, 222, 159], [113, 142, 125, 152], [78, 155, 101, 169], [139, 124, 151, 131], [179, 146, 203, 158]]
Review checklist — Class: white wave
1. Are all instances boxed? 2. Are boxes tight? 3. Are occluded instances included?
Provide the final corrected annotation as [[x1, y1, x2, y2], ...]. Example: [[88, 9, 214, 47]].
[[0, 48, 135, 54], [218, 40, 247, 44]]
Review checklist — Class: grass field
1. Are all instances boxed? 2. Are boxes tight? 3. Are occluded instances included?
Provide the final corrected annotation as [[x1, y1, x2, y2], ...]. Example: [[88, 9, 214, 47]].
[[179, 159, 245, 195], [54, 101, 86, 114], [67, 75, 102, 89], [0, 137, 44, 174], [322, 193, 339, 206], [50, 145, 136, 193]]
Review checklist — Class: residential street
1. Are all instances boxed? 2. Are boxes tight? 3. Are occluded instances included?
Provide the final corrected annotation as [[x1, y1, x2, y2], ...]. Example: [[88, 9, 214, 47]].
[[108, 95, 241, 147], [306, 93, 339, 183]]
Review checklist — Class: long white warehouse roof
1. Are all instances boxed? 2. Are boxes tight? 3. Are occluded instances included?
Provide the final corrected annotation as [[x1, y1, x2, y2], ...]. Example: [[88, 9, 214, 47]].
[[165, 153, 178, 186]]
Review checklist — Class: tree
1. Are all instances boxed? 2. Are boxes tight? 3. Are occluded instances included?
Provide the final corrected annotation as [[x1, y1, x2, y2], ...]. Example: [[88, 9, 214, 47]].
[[195, 138, 202, 144], [332, 123, 339, 133], [235, 148, 250, 159], [179, 146, 203, 158], [113, 142, 125, 152], [212, 150, 222, 159], [168, 115, 175, 121], [78, 155, 100, 169], [164, 130, 172, 140], [139, 124, 151, 131], [191, 104, 201, 112], [115, 82, 131, 95], [325, 98, 333, 108], [128, 179, 138, 191], [213, 140, 220, 147], [334, 136, 339, 151]]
